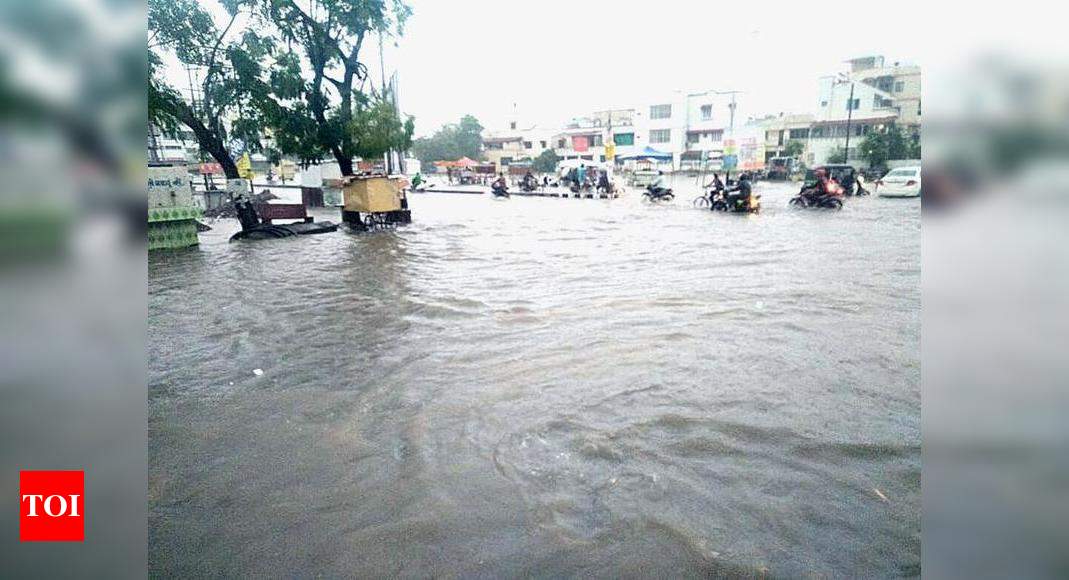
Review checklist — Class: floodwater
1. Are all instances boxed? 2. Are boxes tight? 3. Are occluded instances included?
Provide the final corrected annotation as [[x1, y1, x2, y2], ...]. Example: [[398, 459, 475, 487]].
[[149, 177, 920, 577]]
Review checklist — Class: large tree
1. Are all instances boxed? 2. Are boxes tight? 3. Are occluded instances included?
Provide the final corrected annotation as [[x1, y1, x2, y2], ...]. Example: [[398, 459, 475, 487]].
[[411, 115, 484, 166], [261, 0, 412, 176], [148, 0, 260, 179]]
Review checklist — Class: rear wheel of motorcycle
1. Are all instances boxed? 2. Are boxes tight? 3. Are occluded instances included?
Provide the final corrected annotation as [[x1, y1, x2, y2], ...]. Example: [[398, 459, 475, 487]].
[[692, 196, 710, 208], [823, 198, 843, 210], [789, 197, 807, 208]]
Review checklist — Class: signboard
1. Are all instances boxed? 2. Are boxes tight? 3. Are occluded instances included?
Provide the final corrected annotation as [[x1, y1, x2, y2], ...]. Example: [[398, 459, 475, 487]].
[[236, 153, 254, 179], [572, 136, 589, 152], [738, 136, 764, 170], [148, 164, 194, 208], [199, 162, 223, 175], [604, 141, 616, 161], [722, 139, 739, 170]]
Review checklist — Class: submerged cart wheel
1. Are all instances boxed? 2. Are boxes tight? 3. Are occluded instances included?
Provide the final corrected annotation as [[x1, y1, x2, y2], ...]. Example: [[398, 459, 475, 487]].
[[363, 214, 377, 230]]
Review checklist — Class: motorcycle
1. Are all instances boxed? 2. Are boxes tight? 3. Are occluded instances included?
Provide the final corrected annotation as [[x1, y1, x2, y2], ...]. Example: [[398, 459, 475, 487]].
[[519, 179, 538, 193], [642, 185, 674, 202], [711, 190, 761, 213], [789, 189, 843, 210], [491, 185, 510, 198]]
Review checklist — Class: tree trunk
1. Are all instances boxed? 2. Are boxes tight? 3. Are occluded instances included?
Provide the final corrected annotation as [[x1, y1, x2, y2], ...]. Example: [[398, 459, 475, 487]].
[[171, 97, 240, 179]]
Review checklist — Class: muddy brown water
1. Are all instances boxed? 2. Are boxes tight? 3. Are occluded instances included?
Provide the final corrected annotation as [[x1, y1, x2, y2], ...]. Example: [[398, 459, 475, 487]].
[[149, 179, 920, 577]]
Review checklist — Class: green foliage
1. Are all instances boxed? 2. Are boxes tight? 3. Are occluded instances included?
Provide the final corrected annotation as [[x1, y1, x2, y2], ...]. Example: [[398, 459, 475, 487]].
[[826, 147, 847, 164], [411, 115, 484, 165], [858, 124, 919, 169], [148, 0, 271, 176], [350, 89, 415, 159], [260, 0, 414, 174], [784, 139, 805, 158], [531, 149, 559, 173]]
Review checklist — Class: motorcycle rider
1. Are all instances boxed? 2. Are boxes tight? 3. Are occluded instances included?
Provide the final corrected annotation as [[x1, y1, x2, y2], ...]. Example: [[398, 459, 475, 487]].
[[722, 172, 753, 209], [597, 171, 612, 193], [705, 172, 725, 194], [521, 170, 537, 191], [491, 173, 509, 196], [801, 168, 831, 203], [648, 170, 669, 197]]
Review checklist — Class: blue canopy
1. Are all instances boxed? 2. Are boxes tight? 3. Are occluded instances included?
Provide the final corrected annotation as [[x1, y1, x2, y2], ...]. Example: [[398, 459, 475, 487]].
[[616, 146, 673, 162]]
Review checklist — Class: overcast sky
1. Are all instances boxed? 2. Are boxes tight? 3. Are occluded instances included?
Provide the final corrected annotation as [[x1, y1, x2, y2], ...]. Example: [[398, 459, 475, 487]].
[[387, 0, 926, 136], [157, 0, 1069, 139]]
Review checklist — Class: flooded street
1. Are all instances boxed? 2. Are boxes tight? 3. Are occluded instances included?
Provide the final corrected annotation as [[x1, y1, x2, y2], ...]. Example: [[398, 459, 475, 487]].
[[149, 179, 920, 577]]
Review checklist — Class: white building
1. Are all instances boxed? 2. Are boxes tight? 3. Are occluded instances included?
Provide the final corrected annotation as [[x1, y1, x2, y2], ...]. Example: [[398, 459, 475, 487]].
[[483, 119, 557, 172], [551, 109, 635, 165], [548, 91, 741, 170], [807, 56, 921, 165], [630, 90, 740, 170], [149, 125, 200, 164]]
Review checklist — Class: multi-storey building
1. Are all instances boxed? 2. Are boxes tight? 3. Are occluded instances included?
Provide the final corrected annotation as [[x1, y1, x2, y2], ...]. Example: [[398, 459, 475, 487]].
[[807, 56, 921, 165], [483, 119, 556, 172]]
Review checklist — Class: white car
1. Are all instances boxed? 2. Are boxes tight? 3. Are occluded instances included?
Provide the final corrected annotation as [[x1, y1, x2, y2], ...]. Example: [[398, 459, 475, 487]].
[[876, 166, 922, 198]]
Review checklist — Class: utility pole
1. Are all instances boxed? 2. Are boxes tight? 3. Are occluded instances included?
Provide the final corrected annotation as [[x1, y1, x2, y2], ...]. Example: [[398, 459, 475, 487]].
[[840, 77, 856, 164], [728, 92, 737, 133]]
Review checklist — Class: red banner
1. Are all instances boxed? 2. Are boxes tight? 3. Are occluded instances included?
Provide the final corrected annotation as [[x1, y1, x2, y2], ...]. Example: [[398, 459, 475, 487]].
[[199, 163, 223, 175], [572, 136, 589, 152]]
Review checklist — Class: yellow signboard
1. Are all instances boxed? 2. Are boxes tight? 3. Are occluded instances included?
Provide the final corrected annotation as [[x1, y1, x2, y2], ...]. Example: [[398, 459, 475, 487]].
[[237, 152, 254, 180], [605, 141, 616, 161]]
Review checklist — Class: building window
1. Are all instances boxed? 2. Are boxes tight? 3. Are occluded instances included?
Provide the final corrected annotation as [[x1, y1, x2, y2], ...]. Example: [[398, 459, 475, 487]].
[[895, 81, 904, 92], [510, 122, 517, 130], [789, 128, 809, 139], [650, 104, 672, 120], [687, 132, 700, 145], [600, 155, 606, 162], [811, 127, 825, 138], [523, 141, 532, 149], [540, 140, 547, 148], [591, 134, 603, 147], [650, 129, 670, 143], [557, 139, 566, 149], [821, 100, 828, 108], [501, 157, 512, 165], [700, 104, 712, 120], [847, 98, 860, 111], [614, 133, 634, 146]]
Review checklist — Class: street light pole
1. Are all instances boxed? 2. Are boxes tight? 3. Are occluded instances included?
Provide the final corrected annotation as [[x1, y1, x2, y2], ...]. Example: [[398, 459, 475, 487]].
[[843, 81, 855, 164]]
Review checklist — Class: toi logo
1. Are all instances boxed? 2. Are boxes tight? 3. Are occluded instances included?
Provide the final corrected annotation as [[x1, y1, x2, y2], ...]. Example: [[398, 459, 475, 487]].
[[19, 470, 84, 542]]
